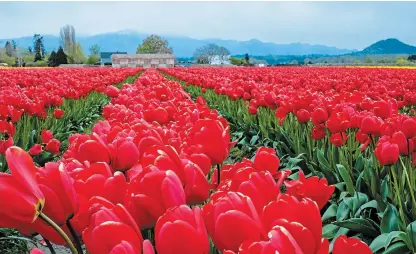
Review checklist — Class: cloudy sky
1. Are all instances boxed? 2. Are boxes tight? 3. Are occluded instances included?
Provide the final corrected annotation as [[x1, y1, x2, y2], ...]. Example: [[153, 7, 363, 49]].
[[1, 1, 415, 50]]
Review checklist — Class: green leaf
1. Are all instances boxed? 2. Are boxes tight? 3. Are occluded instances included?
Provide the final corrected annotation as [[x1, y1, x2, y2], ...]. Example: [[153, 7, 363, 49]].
[[370, 233, 389, 252], [336, 164, 355, 195], [381, 204, 400, 234], [250, 135, 259, 145], [323, 224, 339, 239], [385, 232, 407, 250], [355, 200, 378, 217], [336, 201, 350, 221], [406, 221, 416, 251], [383, 241, 411, 254], [322, 204, 338, 222], [333, 218, 379, 236]]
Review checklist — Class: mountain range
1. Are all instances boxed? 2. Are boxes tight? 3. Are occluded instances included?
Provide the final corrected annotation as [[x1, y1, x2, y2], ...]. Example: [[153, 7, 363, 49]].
[[0, 31, 355, 57], [1, 31, 415, 57]]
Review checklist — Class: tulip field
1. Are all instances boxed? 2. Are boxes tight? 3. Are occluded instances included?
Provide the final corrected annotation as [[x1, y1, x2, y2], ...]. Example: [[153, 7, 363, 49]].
[[1, 66, 416, 254]]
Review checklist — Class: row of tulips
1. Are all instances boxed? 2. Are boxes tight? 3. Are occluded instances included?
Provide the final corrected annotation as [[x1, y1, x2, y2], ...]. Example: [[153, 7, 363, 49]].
[[162, 67, 416, 230], [162, 67, 416, 166], [1, 68, 372, 253], [1, 69, 142, 172]]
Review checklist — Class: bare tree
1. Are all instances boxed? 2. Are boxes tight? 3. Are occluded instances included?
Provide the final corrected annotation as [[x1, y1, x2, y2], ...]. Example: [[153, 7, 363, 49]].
[[193, 44, 230, 64], [60, 25, 76, 58]]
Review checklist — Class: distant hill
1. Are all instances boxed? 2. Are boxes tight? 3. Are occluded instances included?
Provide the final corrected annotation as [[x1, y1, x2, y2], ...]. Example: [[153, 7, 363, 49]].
[[355, 38, 416, 55], [0, 31, 354, 57]]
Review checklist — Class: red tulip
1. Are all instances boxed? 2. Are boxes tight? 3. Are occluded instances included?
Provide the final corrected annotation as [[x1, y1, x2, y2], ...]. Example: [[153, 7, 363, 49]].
[[190, 119, 233, 165], [182, 159, 211, 205], [45, 138, 61, 155], [237, 226, 330, 254], [76, 139, 111, 164], [392, 131, 413, 155], [108, 137, 140, 171], [296, 109, 311, 124], [30, 248, 44, 254], [374, 137, 400, 165], [189, 153, 212, 176], [41, 129, 53, 144], [402, 118, 416, 138], [332, 235, 372, 254], [155, 205, 210, 254], [73, 163, 127, 205], [253, 147, 280, 174], [105, 85, 120, 98], [329, 132, 347, 147], [36, 162, 78, 224], [202, 192, 266, 252], [262, 195, 322, 254], [285, 170, 335, 210], [223, 168, 278, 214], [0, 137, 14, 155], [83, 198, 144, 254], [311, 108, 328, 126], [0, 120, 16, 137], [311, 124, 326, 140], [0, 147, 45, 228], [360, 116, 381, 135], [29, 144, 43, 156], [125, 167, 186, 229], [53, 109, 65, 119]]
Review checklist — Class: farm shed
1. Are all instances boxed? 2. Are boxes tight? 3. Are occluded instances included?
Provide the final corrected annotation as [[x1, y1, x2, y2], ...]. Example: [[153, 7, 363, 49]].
[[100, 52, 127, 65], [112, 54, 175, 68]]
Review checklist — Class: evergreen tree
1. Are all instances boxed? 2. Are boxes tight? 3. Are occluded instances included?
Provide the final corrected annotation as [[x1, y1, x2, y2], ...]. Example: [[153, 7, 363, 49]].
[[48, 51, 57, 67], [5, 41, 13, 57], [56, 46, 68, 65], [33, 34, 45, 62], [244, 53, 250, 64]]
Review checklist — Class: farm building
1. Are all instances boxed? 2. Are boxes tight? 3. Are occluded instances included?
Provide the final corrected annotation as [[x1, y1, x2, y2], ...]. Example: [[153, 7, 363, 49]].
[[100, 52, 127, 65], [112, 54, 175, 68]]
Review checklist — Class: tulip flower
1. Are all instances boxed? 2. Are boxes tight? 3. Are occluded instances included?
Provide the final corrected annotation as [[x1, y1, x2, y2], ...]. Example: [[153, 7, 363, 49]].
[[0, 147, 45, 228], [36, 162, 78, 224], [45, 138, 61, 155], [332, 235, 372, 254], [155, 205, 210, 254], [311, 107, 328, 126], [75, 139, 111, 164], [29, 144, 43, 156], [53, 109, 65, 119], [0, 137, 14, 155], [374, 137, 400, 165], [108, 137, 140, 171], [285, 170, 335, 210], [329, 132, 347, 147], [202, 192, 266, 252], [296, 109, 311, 123], [360, 116, 381, 135], [30, 248, 44, 254], [262, 195, 323, 254], [189, 119, 233, 165], [253, 147, 280, 174], [311, 124, 326, 140], [402, 118, 416, 138], [105, 85, 120, 98], [125, 167, 186, 229], [83, 198, 145, 254], [41, 130, 53, 144]]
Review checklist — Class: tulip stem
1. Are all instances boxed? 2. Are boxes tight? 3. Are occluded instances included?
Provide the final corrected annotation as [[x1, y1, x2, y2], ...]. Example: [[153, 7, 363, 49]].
[[67, 220, 84, 254], [44, 238, 56, 254], [38, 212, 78, 254], [217, 164, 221, 185]]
